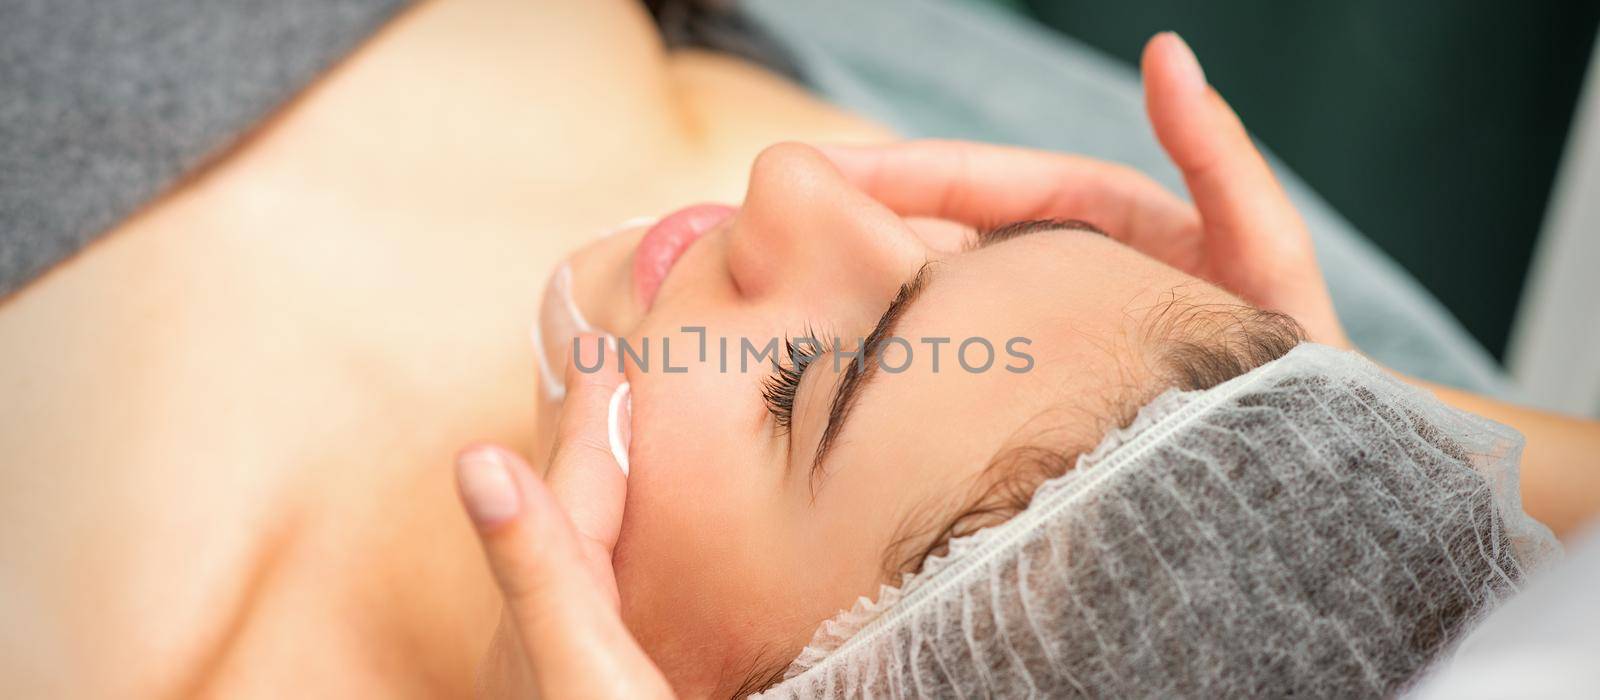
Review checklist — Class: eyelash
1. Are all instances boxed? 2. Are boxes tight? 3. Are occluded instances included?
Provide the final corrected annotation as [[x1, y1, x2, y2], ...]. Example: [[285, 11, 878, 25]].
[[761, 331, 825, 434]]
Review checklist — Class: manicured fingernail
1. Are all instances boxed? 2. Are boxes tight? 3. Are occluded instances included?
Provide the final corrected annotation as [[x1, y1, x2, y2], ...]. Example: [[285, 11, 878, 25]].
[[1163, 32, 1207, 92], [608, 382, 632, 477], [457, 448, 520, 526]]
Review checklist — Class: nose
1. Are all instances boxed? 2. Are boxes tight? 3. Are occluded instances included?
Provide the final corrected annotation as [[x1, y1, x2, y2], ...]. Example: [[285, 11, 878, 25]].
[[726, 143, 928, 303]]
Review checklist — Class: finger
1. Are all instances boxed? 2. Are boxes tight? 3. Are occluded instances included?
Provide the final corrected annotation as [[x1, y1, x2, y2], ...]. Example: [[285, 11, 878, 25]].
[[455, 445, 671, 698], [1141, 32, 1310, 265], [816, 139, 1201, 262], [547, 333, 630, 601], [456, 444, 607, 618], [1142, 33, 1349, 346], [476, 613, 535, 697]]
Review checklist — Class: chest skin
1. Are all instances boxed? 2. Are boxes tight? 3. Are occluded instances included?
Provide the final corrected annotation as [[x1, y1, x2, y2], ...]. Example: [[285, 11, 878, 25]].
[[0, 0, 887, 695]]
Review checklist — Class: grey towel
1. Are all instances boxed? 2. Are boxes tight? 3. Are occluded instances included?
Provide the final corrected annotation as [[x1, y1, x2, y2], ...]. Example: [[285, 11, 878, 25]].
[[0, 0, 406, 298]]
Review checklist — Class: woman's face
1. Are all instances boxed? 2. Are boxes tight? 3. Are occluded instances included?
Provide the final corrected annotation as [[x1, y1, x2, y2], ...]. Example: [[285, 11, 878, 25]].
[[539, 143, 1235, 694]]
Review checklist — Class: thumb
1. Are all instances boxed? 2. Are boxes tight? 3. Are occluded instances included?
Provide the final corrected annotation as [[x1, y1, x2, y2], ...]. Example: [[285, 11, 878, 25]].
[[456, 446, 671, 698]]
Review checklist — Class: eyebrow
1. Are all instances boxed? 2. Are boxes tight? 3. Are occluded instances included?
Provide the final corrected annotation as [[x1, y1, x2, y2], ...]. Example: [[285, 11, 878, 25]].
[[808, 262, 935, 491], [967, 217, 1106, 251], [807, 218, 1105, 491]]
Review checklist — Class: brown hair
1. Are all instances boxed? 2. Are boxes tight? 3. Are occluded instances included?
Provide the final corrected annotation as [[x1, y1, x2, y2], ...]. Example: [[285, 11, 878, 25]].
[[884, 297, 1306, 581]]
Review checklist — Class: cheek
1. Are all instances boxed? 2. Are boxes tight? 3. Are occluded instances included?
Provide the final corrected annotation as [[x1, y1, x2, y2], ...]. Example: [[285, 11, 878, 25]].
[[610, 400, 792, 678]]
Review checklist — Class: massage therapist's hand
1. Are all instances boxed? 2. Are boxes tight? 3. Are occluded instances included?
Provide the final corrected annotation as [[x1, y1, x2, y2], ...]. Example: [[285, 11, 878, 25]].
[[455, 334, 671, 699], [820, 33, 1350, 348]]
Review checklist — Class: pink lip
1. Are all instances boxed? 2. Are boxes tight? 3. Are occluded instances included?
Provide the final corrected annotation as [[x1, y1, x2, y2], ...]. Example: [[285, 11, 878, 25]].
[[632, 203, 736, 309]]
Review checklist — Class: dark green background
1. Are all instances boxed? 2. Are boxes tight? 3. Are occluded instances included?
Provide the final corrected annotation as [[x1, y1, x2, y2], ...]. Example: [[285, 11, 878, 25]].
[[998, 1, 1598, 359]]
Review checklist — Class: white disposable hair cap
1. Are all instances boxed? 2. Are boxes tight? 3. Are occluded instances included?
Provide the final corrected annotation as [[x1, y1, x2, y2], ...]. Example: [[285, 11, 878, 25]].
[[757, 343, 1559, 698]]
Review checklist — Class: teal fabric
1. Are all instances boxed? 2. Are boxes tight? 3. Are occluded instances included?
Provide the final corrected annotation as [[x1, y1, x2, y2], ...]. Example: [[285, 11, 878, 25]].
[[742, 0, 1511, 396]]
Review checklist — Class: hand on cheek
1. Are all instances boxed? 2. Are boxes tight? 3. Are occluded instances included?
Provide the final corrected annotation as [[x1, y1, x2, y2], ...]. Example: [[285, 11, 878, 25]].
[[455, 334, 672, 699]]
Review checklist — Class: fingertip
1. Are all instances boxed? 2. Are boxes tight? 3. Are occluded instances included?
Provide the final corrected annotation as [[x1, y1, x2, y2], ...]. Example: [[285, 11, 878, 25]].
[[1139, 32, 1165, 75], [551, 333, 631, 484], [1143, 32, 1206, 93], [1143, 34, 1208, 149], [563, 333, 620, 389], [1143, 32, 1240, 180], [456, 445, 522, 529]]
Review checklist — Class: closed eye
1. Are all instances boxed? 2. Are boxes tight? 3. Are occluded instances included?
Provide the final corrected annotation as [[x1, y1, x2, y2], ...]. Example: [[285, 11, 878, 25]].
[[762, 332, 826, 435]]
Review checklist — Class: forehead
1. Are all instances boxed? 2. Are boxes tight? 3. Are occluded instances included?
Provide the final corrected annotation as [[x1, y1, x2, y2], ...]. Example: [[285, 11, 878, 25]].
[[810, 232, 1226, 555]]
